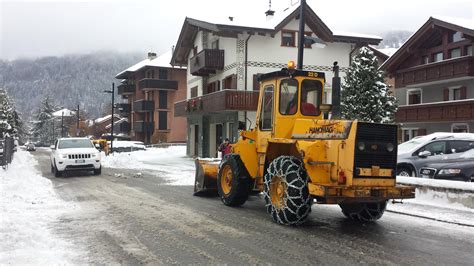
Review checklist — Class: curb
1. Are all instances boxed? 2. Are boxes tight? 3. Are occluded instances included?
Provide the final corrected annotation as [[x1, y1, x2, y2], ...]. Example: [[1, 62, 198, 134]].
[[386, 209, 474, 227]]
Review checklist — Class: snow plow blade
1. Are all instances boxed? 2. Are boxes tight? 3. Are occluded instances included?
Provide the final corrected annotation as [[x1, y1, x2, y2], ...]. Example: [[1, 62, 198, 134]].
[[193, 159, 220, 196]]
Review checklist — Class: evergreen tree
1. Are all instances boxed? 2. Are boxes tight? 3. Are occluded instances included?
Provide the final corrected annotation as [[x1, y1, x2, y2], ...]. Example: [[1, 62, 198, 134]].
[[32, 96, 56, 144], [341, 46, 397, 123], [0, 89, 18, 138]]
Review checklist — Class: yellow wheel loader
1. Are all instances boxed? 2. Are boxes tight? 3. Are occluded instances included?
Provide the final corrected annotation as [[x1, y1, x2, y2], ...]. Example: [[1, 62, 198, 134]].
[[194, 0, 414, 226]]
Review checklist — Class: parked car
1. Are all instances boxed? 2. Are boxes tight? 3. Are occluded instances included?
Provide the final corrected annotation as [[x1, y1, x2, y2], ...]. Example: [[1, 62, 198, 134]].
[[50, 137, 101, 177], [420, 149, 474, 182], [397, 133, 474, 177], [26, 143, 36, 151]]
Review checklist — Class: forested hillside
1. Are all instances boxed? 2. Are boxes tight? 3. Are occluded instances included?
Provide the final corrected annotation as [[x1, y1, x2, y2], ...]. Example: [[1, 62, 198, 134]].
[[0, 51, 142, 121]]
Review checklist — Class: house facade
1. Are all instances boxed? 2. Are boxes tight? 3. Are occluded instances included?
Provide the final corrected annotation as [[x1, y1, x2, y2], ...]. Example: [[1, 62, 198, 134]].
[[381, 17, 474, 142], [171, 4, 382, 157], [116, 51, 187, 144]]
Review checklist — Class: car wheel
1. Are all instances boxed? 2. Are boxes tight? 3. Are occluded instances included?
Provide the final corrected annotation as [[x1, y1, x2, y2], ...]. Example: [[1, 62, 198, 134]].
[[94, 166, 102, 175], [54, 161, 62, 178], [397, 167, 412, 177]]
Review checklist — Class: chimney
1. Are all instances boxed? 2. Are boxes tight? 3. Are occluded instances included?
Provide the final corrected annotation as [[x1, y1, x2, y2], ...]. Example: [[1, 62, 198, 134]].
[[228, 16, 234, 22], [265, 9, 275, 21], [147, 52, 157, 60]]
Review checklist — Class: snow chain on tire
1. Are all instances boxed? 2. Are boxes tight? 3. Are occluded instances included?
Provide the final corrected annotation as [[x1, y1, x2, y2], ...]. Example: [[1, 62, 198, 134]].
[[263, 156, 312, 225], [339, 201, 387, 222]]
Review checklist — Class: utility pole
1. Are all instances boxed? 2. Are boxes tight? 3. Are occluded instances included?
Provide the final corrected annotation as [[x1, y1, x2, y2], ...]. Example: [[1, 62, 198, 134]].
[[76, 104, 80, 136], [297, 0, 306, 70], [61, 111, 64, 137], [104, 83, 115, 154]]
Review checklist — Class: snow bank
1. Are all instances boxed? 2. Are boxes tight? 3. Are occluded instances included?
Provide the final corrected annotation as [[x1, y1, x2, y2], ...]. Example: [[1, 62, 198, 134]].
[[0, 151, 82, 264], [102, 146, 195, 185], [397, 176, 474, 192]]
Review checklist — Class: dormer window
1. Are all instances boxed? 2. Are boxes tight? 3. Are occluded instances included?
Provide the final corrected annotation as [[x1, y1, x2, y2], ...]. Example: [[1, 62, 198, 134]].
[[281, 30, 295, 47]]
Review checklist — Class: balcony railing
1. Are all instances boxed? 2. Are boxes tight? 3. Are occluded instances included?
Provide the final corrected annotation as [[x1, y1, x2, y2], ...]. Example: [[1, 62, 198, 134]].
[[133, 121, 154, 133], [139, 78, 178, 91], [396, 99, 474, 123], [189, 49, 224, 76], [115, 103, 131, 114], [395, 56, 474, 87], [113, 122, 131, 133], [117, 84, 135, 95], [133, 100, 154, 112], [174, 90, 259, 117]]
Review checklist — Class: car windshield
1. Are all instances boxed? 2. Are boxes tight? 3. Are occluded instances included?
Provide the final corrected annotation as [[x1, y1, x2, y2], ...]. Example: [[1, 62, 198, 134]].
[[398, 139, 425, 153], [58, 139, 94, 149], [460, 149, 474, 159]]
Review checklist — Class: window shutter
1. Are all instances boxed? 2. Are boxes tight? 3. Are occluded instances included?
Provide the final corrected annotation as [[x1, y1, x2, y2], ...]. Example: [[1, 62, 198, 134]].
[[418, 128, 427, 136], [443, 88, 449, 101], [231, 74, 237, 90], [253, 74, 259, 91], [460, 86, 467, 99]]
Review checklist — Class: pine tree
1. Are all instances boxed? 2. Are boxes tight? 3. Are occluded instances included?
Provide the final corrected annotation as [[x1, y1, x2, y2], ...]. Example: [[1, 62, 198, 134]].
[[0, 89, 17, 138], [32, 96, 56, 144], [341, 46, 397, 123]]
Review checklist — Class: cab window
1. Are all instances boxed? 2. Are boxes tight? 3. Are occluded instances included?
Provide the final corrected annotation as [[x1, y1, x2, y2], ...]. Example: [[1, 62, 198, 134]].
[[260, 85, 274, 130], [279, 79, 298, 115], [301, 80, 322, 116]]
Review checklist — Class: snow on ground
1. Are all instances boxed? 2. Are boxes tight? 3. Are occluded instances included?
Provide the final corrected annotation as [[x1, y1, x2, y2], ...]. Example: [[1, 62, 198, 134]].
[[0, 151, 82, 264], [102, 145, 195, 185]]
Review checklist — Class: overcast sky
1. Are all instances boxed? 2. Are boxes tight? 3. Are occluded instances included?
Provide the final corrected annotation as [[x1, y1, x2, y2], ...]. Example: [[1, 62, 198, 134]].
[[1, 0, 472, 60]]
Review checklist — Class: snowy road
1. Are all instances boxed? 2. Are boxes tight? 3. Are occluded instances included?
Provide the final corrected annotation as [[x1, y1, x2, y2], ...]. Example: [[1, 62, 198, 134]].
[[2, 148, 473, 264]]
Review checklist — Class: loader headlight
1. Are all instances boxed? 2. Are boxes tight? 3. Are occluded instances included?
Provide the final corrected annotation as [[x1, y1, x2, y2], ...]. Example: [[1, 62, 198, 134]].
[[438, 168, 461, 175], [386, 143, 394, 152], [357, 142, 365, 151]]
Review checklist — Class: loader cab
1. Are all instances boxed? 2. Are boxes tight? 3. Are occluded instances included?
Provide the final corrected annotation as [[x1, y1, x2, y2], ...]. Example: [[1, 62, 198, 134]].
[[256, 67, 326, 139]]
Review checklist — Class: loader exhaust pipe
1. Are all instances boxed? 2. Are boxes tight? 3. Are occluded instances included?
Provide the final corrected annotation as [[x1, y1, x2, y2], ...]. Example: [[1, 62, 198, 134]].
[[331, 61, 341, 119]]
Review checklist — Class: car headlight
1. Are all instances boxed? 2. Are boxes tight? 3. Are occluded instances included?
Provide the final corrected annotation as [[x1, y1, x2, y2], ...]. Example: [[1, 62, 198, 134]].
[[438, 168, 461, 175], [61, 154, 68, 159], [357, 142, 365, 151], [92, 153, 99, 158], [386, 143, 394, 152]]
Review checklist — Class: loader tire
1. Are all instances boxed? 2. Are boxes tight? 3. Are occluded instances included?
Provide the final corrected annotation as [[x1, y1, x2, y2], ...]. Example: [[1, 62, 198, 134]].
[[339, 201, 387, 222], [264, 156, 312, 225], [217, 156, 249, 207]]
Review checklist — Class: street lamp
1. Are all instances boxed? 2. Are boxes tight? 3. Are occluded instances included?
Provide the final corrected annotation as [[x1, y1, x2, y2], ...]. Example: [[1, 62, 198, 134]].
[[104, 83, 115, 154]]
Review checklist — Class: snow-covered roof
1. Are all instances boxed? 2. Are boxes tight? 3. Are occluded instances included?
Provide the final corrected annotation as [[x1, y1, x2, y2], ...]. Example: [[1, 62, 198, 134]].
[[116, 50, 184, 79], [432, 16, 474, 31], [105, 118, 128, 129], [52, 108, 75, 117], [333, 31, 382, 40], [376, 47, 399, 57], [94, 114, 121, 124]]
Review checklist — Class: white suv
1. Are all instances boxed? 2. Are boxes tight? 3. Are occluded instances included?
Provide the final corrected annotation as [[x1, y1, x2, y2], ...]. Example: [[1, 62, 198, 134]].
[[50, 138, 101, 177]]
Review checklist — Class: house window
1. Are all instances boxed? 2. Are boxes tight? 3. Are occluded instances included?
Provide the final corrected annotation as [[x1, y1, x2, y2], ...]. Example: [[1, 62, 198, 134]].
[[304, 31, 313, 48], [407, 89, 422, 105], [211, 39, 219, 50], [281, 31, 295, 47], [452, 123, 469, 133], [451, 88, 461, 100], [466, 45, 473, 56], [158, 111, 167, 130], [145, 69, 154, 79], [159, 91, 167, 109], [402, 128, 419, 142], [223, 75, 236, 90], [450, 48, 461, 59], [422, 56, 429, 64], [206, 81, 219, 94], [190, 86, 198, 98], [159, 69, 168, 80], [432, 52, 443, 62], [449, 31, 464, 43]]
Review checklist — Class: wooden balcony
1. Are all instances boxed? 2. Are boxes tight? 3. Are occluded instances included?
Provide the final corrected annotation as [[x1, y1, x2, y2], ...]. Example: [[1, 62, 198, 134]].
[[133, 100, 154, 113], [133, 121, 154, 133], [113, 122, 130, 133], [174, 90, 259, 117], [189, 49, 224, 76], [395, 56, 474, 87], [117, 84, 135, 95], [115, 103, 131, 114], [396, 99, 474, 123], [139, 78, 178, 91]]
